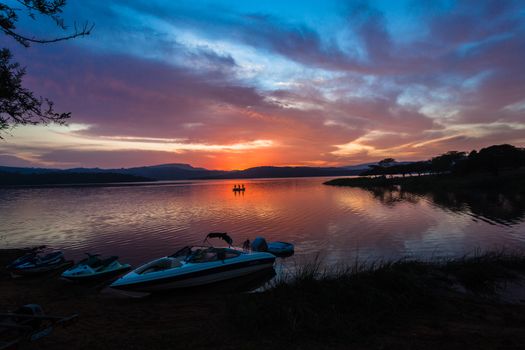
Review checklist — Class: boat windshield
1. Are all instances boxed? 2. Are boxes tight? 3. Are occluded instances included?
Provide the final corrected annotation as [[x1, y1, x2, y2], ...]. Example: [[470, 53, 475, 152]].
[[171, 246, 192, 258], [137, 257, 183, 274], [186, 248, 240, 263]]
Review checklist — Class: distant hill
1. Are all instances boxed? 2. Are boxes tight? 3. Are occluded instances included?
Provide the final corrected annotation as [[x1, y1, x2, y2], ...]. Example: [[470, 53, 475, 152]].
[[0, 172, 153, 186], [0, 164, 227, 181], [340, 162, 379, 171], [0, 166, 60, 174], [340, 161, 414, 172], [117, 164, 227, 180], [199, 166, 364, 179], [0, 163, 367, 184], [3, 144, 520, 185], [66, 163, 209, 173]]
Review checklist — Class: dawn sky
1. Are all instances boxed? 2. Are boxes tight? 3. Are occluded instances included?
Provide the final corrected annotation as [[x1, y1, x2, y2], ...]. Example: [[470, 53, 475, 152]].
[[1, 0, 524, 169]]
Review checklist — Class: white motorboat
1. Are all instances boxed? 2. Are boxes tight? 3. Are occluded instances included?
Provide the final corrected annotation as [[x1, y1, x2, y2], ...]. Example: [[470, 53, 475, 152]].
[[110, 233, 276, 292]]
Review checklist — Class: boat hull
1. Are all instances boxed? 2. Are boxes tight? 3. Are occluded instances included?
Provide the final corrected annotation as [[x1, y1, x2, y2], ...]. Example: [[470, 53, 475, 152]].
[[111, 258, 275, 292]]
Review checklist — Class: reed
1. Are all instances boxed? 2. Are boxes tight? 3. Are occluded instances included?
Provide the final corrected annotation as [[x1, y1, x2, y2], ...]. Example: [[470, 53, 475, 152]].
[[229, 250, 525, 344]]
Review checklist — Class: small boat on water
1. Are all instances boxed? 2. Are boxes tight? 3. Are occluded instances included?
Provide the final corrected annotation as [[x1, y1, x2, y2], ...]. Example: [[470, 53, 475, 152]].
[[267, 241, 295, 257], [110, 233, 275, 292], [232, 184, 246, 192], [251, 237, 295, 257], [61, 254, 131, 282], [6, 247, 72, 277]]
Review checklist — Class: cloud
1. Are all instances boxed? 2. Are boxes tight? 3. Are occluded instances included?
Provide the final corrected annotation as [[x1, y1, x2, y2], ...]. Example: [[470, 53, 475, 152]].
[[1, 0, 524, 168], [0, 154, 38, 167]]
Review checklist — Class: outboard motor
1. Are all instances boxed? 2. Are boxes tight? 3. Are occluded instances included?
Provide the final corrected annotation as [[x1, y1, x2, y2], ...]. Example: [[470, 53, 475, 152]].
[[251, 237, 268, 252]]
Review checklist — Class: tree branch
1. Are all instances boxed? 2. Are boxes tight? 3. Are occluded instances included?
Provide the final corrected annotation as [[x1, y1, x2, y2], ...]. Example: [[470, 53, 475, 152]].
[[0, 1, 93, 136], [14, 0, 64, 15], [1, 21, 93, 47]]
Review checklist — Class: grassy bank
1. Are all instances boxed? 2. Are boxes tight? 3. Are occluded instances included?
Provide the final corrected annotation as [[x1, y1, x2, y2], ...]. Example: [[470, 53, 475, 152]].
[[2, 249, 525, 349], [230, 252, 525, 347], [324, 169, 525, 194]]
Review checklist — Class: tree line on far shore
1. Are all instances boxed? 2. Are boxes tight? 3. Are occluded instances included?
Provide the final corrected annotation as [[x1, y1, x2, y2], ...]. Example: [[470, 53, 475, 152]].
[[361, 144, 525, 177]]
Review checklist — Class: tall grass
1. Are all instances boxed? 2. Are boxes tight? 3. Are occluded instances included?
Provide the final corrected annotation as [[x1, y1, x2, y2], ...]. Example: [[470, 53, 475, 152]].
[[443, 250, 525, 293], [229, 251, 525, 344]]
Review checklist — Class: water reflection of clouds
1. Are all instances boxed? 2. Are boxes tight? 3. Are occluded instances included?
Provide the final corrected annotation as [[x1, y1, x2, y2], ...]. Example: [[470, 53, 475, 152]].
[[329, 187, 442, 258], [1, 178, 525, 266], [358, 186, 525, 258]]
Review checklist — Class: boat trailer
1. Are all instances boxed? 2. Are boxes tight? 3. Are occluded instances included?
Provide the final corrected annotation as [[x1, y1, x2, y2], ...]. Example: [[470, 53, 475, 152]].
[[0, 304, 77, 349]]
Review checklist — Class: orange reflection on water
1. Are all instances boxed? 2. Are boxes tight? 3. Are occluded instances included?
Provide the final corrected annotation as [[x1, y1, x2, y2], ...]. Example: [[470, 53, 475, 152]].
[[0, 178, 524, 266]]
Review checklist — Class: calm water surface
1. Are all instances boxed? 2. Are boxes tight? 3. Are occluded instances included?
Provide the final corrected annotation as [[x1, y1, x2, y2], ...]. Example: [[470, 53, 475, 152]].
[[1, 177, 525, 266]]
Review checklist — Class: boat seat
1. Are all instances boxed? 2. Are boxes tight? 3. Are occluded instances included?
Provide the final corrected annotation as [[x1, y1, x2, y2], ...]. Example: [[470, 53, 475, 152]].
[[171, 261, 182, 268], [99, 256, 119, 268], [202, 252, 218, 262], [157, 259, 173, 269], [84, 256, 103, 268], [189, 251, 218, 263]]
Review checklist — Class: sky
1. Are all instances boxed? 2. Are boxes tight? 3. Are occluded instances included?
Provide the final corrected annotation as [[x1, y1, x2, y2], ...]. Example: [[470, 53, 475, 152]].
[[0, 0, 524, 170]]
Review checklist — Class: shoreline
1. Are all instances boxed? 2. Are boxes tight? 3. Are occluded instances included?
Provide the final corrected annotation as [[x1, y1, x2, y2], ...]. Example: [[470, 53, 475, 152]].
[[324, 169, 525, 194], [0, 175, 343, 189], [2, 249, 525, 349]]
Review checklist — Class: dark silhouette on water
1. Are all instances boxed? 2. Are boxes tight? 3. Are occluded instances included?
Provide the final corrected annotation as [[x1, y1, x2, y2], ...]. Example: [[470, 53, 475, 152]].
[[326, 144, 525, 225], [233, 184, 246, 192], [362, 186, 525, 226]]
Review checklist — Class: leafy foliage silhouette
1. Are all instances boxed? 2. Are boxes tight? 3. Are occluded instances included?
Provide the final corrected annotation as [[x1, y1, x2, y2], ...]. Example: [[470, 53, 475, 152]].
[[0, 0, 93, 137]]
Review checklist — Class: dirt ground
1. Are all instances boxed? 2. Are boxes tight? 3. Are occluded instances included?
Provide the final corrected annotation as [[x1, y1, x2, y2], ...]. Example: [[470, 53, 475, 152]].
[[2, 249, 525, 350]]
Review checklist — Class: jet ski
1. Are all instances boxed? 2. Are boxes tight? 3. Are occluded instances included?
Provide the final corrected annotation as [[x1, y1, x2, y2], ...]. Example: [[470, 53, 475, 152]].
[[110, 233, 275, 292], [61, 253, 131, 282], [6, 247, 72, 277]]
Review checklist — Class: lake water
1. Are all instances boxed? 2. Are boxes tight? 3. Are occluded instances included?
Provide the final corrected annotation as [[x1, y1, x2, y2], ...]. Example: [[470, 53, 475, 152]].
[[1, 177, 525, 266]]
